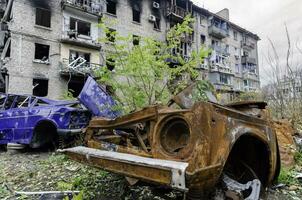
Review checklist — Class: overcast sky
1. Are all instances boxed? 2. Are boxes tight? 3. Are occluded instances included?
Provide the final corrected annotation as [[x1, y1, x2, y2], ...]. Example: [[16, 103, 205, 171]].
[[192, 0, 302, 85]]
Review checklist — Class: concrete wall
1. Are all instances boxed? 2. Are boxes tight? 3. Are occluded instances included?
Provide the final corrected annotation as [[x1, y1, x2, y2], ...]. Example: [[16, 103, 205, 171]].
[[6, 0, 65, 99]]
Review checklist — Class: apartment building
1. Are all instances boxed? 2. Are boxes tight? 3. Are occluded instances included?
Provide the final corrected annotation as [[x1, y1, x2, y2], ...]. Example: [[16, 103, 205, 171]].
[[0, 0, 260, 101], [0, 0, 105, 99]]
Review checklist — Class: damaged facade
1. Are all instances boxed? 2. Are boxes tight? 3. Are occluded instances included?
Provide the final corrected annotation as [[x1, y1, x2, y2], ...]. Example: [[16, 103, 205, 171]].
[[0, 0, 105, 98], [0, 0, 260, 101]]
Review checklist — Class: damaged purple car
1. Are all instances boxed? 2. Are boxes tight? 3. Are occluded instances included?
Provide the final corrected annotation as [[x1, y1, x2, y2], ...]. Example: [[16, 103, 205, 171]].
[[0, 77, 117, 148]]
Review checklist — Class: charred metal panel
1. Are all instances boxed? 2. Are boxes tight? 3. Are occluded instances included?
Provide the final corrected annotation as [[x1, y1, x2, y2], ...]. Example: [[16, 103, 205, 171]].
[[60, 146, 189, 191], [63, 98, 279, 193]]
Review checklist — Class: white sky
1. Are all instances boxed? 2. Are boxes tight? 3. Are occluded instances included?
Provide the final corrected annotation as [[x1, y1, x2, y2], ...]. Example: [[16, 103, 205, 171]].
[[192, 0, 302, 86]]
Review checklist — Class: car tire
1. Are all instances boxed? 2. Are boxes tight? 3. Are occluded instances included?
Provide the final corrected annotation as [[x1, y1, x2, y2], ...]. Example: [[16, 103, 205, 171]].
[[30, 121, 58, 150]]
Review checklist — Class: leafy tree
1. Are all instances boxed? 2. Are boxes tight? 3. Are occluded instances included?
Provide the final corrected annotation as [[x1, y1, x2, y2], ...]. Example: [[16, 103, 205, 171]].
[[96, 16, 211, 113]]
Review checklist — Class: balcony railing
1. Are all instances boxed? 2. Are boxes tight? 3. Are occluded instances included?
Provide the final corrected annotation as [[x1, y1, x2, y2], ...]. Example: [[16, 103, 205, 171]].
[[61, 30, 101, 49], [211, 45, 230, 56], [243, 71, 259, 81], [241, 56, 257, 64], [210, 64, 233, 75], [61, 0, 104, 16], [208, 25, 229, 39], [60, 58, 102, 75], [241, 40, 255, 49], [166, 5, 189, 19]]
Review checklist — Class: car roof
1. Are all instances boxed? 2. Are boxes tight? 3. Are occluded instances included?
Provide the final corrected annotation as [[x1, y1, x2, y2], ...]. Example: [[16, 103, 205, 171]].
[[0, 92, 79, 105]]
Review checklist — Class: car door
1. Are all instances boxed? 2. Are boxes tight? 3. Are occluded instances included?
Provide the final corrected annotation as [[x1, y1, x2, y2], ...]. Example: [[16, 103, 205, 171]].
[[8, 95, 31, 143], [0, 93, 8, 143], [78, 76, 119, 118], [0, 94, 16, 143]]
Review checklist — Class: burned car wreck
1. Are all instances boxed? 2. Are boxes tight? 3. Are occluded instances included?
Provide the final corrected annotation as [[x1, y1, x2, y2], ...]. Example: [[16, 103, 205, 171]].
[[61, 83, 280, 199], [0, 76, 117, 148]]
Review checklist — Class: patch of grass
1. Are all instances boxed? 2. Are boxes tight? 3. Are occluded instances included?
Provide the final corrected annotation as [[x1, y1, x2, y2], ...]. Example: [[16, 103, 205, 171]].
[[0, 184, 10, 199], [59, 170, 127, 200], [278, 167, 297, 185], [294, 150, 302, 165]]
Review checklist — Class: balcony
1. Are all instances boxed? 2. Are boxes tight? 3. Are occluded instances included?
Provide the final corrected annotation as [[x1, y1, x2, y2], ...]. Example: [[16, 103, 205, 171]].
[[210, 64, 233, 75], [61, 0, 104, 17], [61, 30, 101, 50], [60, 58, 102, 76], [241, 56, 257, 64], [208, 25, 228, 39], [211, 45, 230, 56], [166, 5, 189, 21], [241, 40, 255, 49], [243, 71, 259, 81]]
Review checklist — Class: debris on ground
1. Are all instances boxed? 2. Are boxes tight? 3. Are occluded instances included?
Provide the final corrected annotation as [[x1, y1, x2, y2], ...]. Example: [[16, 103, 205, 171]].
[[273, 120, 297, 167], [0, 150, 301, 200]]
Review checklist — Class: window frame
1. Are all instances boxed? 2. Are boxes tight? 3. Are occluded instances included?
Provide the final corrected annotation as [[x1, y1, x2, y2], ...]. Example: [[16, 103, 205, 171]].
[[34, 43, 50, 62], [35, 7, 51, 28], [70, 17, 91, 37], [106, 0, 117, 15]]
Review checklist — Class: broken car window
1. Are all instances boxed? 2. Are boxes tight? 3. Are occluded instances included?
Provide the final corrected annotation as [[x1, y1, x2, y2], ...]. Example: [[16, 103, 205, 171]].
[[4, 95, 16, 110], [34, 99, 49, 107], [13, 96, 30, 108], [0, 94, 6, 110]]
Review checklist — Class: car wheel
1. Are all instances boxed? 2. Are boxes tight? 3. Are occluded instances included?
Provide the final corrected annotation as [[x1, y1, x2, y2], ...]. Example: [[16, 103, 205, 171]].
[[30, 121, 58, 150]]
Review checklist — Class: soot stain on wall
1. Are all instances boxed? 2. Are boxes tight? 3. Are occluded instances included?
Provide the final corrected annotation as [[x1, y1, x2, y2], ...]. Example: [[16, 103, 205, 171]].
[[28, 0, 51, 10]]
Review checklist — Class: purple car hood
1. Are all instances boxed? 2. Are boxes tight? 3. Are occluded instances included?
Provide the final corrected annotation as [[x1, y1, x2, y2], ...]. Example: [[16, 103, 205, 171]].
[[78, 76, 118, 118]]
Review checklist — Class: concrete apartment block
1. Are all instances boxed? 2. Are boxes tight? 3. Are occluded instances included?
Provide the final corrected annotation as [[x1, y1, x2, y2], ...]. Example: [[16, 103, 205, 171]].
[[0, 0, 260, 102]]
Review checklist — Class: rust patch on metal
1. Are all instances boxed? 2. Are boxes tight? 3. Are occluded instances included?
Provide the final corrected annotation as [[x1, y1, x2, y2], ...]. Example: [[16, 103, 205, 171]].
[[62, 98, 279, 193]]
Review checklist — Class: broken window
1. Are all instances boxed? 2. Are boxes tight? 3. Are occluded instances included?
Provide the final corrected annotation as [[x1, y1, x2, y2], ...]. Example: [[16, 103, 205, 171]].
[[132, 9, 141, 23], [34, 43, 50, 62], [33, 79, 48, 97], [69, 50, 91, 62], [132, 35, 139, 46], [233, 31, 238, 41], [220, 74, 229, 84], [70, 18, 91, 36], [154, 17, 160, 30], [106, 58, 115, 71], [69, 50, 91, 67], [106, 0, 117, 15], [67, 77, 86, 97], [36, 8, 51, 28], [244, 80, 248, 87], [200, 35, 205, 45], [106, 28, 116, 43]]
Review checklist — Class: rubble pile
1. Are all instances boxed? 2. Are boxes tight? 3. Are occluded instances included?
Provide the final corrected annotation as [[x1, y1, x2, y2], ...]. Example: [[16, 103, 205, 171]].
[[273, 120, 297, 167]]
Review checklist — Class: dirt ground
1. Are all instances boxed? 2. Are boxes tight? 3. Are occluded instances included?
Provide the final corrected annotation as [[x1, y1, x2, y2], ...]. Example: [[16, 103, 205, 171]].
[[0, 149, 301, 200]]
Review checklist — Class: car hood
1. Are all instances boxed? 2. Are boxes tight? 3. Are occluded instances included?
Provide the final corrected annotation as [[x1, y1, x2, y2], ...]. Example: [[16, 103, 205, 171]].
[[78, 76, 118, 118]]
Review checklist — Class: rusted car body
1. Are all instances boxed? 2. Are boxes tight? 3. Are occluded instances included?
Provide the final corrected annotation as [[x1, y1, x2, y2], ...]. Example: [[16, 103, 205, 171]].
[[61, 85, 280, 197]]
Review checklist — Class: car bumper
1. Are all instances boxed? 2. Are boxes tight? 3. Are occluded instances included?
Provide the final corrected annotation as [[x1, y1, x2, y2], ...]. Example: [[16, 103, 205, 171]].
[[57, 128, 82, 137], [59, 146, 189, 191]]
